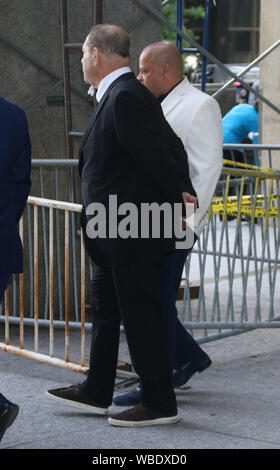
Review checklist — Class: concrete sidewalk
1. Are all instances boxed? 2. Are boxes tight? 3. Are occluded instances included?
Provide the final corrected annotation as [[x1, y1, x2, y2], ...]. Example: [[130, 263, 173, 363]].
[[0, 325, 280, 450]]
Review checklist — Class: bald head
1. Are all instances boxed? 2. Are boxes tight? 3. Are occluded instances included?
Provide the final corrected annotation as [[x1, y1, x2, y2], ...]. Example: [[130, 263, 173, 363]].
[[138, 42, 184, 97], [142, 42, 183, 74]]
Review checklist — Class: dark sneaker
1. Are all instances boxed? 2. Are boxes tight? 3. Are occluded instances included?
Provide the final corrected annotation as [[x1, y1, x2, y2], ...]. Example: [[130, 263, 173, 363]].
[[173, 356, 212, 389], [113, 386, 141, 406], [108, 404, 179, 427], [0, 402, 19, 442], [45, 384, 108, 414], [113, 356, 212, 406]]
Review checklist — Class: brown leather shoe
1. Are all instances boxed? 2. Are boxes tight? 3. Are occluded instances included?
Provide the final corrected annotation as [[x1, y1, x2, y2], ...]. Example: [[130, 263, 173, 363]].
[[45, 384, 108, 414], [108, 404, 179, 427]]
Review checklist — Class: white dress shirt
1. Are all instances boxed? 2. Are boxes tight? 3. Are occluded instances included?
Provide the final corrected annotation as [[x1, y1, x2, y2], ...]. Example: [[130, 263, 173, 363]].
[[96, 66, 132, 102]]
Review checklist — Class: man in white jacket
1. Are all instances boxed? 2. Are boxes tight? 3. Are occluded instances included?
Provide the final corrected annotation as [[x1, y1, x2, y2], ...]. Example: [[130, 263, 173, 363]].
[[114, 42, 223, 406]]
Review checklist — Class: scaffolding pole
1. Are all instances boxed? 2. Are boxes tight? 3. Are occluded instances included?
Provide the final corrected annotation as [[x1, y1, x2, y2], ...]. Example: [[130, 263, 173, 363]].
[[213, 38, 280, 99], [60, 0, 103, 168], [176, 0, 212, 92], [201, 0, 211, 92]]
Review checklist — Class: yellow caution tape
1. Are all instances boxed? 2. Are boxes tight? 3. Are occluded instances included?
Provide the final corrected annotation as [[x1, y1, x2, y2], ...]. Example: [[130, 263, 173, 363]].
[[211, 194, 279, 218], [223, 159, 278, 173]]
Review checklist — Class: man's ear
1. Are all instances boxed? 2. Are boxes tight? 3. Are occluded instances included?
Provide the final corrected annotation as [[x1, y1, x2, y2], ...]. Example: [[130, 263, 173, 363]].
[[92, 46, 98, 65], [161, 63, 169, 79]]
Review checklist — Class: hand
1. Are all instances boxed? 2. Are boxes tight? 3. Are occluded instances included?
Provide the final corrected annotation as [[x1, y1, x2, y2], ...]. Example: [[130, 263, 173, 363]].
[[182, 192, 198, 212], [180, 193, 197, 230], [181, 217, 187, 231]]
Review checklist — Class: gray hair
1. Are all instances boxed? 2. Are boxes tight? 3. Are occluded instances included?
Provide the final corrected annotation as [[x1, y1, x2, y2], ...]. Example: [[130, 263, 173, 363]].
[[87, 24, 130, 58]]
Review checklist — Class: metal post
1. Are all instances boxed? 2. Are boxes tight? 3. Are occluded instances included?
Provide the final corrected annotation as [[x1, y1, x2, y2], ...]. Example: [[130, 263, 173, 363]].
[[213, 39, 280, 99], [49, 207, 54, 358], [201, 0, 211, 92], [176, 0, 182, 52], [60, 0, 77, 211], [60, 0, 102, 202], [19, 218, 24, 349], [60, 0, 74, 161], [93, 0, 103, 25], [33, 205, 39, 353], [64, 211, 70, 363]]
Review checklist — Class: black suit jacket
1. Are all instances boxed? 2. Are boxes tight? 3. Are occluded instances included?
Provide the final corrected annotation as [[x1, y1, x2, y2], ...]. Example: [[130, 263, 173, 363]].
[[79, 72, 196, 266]]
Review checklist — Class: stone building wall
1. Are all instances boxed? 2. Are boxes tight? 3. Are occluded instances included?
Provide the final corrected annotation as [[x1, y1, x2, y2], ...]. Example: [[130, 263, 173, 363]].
[[259, 0, 280, 168], [0, 0, 161, 175], [0, 0, 161, 319]]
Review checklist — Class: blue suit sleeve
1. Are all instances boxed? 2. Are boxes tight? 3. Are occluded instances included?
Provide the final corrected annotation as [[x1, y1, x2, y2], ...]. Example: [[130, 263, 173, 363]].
[[11, 109, 32, 222]]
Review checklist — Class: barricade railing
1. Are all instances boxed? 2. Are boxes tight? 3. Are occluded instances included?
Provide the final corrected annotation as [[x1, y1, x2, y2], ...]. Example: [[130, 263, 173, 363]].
[[181, 163, 280, 344], [30, 146, 280, 201], [0, 197, 88, 374], [1, 151, 280, 371], [223, 144, 280, 170]]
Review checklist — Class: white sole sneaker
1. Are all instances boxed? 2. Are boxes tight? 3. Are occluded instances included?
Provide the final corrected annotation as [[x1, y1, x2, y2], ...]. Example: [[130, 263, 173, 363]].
[[108, 415, 180, 427], [45, 391, 108, 415]]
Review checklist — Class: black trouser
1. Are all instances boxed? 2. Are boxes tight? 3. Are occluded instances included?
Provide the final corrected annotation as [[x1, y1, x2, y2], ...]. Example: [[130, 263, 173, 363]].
[[81, 263, 177, 415]]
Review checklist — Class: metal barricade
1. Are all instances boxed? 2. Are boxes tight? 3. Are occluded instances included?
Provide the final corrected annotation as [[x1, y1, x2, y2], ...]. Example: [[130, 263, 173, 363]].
[[1, 152, 280, 371], [22, 159, 82, 323], [181, 164, 280, 344], [223, 144, 280, 169], [0, 196, 89, 374]]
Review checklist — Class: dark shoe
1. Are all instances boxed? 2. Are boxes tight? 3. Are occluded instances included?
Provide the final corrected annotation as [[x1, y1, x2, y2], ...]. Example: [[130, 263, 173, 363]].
[[45, 384, 108, 414], [113, 357, 212, 406], [113, 386, 141, 406], [0, 402, 19, 442], [173, 356, 212, 389], [108, 404, 179, 427]]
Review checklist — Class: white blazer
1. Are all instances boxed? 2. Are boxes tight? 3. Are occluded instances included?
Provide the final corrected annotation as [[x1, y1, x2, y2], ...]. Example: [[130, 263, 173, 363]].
[[162, 77, 223, 235]]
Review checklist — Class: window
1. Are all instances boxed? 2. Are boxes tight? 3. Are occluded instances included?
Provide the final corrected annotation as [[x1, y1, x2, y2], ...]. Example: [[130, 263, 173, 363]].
[[227, 0, 260, 62], [209, 0, 260, 64]]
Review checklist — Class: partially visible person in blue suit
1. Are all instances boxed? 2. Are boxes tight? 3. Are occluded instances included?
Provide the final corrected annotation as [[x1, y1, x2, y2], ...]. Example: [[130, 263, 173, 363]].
[[0, 96, 31, 441]]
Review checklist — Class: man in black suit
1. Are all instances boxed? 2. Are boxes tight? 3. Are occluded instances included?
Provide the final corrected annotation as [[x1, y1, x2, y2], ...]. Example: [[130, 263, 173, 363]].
[[46, 24, 196, 427]]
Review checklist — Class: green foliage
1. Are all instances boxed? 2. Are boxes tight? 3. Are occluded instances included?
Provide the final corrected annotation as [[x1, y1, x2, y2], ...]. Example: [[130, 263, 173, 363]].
[[162, 0, 205, 48]]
